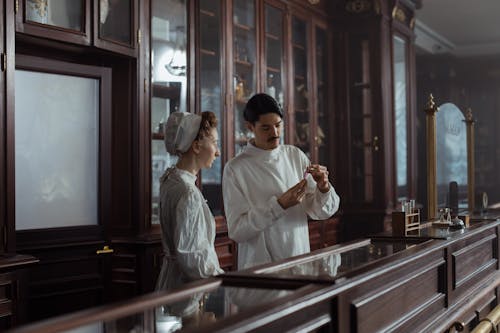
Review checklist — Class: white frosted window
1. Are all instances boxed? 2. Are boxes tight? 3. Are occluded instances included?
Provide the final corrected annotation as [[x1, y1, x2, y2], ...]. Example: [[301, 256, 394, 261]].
[[15, 70, 99, 230]]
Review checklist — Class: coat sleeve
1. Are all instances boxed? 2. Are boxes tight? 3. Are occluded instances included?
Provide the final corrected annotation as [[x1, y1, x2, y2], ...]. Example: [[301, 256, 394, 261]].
[[296, 148, 340, 220], [302, 184, 340, 220], [174, 189, 223, 280], [222, 164, 286, 243]]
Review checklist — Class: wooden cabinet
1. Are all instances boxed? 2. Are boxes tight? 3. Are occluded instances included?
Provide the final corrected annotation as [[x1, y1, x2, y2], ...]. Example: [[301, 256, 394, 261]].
[[143, 0, 334, 222], [331, 0, 418, 240], [308, 218, 340, 251], [136, 0, 337, 278], [0, 255, 38, 329], [15, 0, 91, 45], [15, 0, 138, 56]]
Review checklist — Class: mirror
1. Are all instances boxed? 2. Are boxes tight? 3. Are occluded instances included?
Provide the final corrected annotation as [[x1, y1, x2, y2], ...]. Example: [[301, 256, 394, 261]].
[[435, 103, 467, 213]]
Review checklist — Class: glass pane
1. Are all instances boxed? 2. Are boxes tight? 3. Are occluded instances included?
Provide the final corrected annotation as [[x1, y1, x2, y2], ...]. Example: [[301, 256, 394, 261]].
[[200, 0, 223, 216], [26, 0, 83, 31], [349, 35, 373, 203], [118, 286, 292, 332], [15, 70, 99, 230], [151, 0, 187, 224], [99, 0, 131, 44], [393, 36, 408, 201], [316, 27, 328, 165], [259, 240, 420, 279], [292, 17, 310, 157], [264, 5, 285, 143], [233, 0, 256, 155], [436, 103, 467, 210]]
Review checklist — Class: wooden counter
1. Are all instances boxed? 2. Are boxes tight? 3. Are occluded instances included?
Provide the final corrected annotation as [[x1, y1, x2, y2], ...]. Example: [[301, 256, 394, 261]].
[[6, 220, 500, 333]]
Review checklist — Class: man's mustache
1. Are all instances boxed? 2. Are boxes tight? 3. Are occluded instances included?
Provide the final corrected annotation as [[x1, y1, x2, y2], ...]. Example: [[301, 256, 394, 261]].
[[268, 136, 280, 142]]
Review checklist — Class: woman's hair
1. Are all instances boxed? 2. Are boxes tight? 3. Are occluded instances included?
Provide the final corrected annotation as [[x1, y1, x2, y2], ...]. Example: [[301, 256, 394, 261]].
[[196, 111, 218, 140], [243, 93, 283, 124]]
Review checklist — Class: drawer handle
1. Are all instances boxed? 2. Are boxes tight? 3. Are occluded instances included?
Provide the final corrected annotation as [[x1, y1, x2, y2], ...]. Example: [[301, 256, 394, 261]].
[[447, 321, 465, 333], [96, 245, 114, 255]]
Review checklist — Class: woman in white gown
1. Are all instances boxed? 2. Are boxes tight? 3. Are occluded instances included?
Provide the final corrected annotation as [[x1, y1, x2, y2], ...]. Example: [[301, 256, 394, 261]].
[[156, 111, 223, 317]]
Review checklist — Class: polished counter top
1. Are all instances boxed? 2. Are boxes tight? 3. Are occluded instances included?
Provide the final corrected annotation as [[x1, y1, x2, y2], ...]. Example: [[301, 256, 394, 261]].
[[8, 219, 500, 333]]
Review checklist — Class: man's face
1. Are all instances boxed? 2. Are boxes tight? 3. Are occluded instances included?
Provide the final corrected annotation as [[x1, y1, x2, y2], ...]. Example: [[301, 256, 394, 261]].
[[247, 113, 282, 150]]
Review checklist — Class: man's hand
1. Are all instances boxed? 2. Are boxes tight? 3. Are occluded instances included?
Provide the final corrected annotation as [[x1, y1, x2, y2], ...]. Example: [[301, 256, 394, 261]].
[[306, 164, 330, 193], [277, 179, 307, 209]]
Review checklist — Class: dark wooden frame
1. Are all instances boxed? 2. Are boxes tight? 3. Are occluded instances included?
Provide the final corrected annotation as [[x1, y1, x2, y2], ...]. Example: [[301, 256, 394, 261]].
[[390, 0, 418, 204], [15, 0, 91, 46], [1, 0, 7, 253], [11, 55, 112, 246], [93, 0, 138, 57]]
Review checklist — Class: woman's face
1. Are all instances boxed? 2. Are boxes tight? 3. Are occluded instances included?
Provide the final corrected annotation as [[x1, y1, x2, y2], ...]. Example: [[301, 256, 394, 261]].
[[198, 127, 220, 169]]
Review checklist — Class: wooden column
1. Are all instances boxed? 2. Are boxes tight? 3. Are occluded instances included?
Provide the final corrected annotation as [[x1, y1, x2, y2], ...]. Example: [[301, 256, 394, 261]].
[[425, 94, 438, 219], [464, 108, 475, 213]]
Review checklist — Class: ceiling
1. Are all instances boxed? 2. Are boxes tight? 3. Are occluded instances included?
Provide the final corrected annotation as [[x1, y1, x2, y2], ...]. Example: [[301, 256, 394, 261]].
[[415, 0, 500, 57]]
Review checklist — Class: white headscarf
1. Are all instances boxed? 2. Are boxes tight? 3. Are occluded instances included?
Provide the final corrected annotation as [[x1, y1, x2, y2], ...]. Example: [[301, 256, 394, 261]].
[[164, 112, 202, 155]]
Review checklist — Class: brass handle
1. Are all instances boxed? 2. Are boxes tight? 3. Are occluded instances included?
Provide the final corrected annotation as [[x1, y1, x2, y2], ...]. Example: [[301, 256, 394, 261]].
[[447, 321, 465, 333], [96, 245, 114, 255], [372, 136, 380, 151]]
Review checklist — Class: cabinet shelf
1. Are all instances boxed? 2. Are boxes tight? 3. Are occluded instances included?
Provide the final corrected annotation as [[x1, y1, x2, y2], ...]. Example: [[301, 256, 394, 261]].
[[295, 74, 305, 81], [267, 66, 280, 73], [266, 33, 279, 41], [352, 82, 371, 89], [235, 59, 253, 67], [200, 9, 216, 17], [201, 48, 217, 56], [234, 22, 253, 32], [152, 84, 180, 99], [292, 43, 305, 50]]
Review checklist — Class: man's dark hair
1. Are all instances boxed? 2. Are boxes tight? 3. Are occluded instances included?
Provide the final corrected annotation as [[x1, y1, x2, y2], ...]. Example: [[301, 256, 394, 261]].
[[243, 93, 283, 124]]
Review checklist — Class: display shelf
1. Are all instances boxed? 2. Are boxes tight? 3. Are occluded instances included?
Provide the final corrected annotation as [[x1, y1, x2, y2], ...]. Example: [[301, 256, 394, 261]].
[[392, 210, 421, 236]]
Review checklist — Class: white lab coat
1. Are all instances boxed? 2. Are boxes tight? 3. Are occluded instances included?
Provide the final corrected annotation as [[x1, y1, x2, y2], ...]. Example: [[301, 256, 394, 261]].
[[156, 167, 223, 301], [222, 143, 340, 269]]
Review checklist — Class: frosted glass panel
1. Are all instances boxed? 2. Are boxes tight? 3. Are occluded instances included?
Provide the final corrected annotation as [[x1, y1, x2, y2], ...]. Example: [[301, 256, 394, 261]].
[[15, 70, 99, 230], [393, 36, 408, 200]]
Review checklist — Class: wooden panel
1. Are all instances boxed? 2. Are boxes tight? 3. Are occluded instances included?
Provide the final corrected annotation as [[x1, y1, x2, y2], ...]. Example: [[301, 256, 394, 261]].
[[336, 246, 448, 333], [215, 237, 236, 271], [0, 276, 13, 319], [452, 234, 496, 288], [352, 260, 445, 333], [449, 227, 499, 304], [324, 218, 340, 247], [18, 243, 109, 322], [109, 245, 139, 302], [308, 221, 322, 251]]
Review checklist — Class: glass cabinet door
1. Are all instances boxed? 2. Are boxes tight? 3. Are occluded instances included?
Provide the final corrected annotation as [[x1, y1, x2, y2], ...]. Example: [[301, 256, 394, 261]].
[[96, 0, 137, 55], [233, 0, 257, 155], [199, 0, 223, 215], [349, 34, 375, 203], [264, 3, 285, 142], [25, 0, 83, 29], [150, 0, 187, 224], [99, 0, 132, 44], [17, 0, 90, 45], [315, 26, 329, 165], [291, 16, 310, 158], [393, 35, 409, 201]]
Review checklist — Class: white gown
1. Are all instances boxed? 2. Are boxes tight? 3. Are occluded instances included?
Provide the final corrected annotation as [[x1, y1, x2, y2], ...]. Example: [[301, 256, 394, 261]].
[[156, 167, 223, 307], [222, 143, 340, 269]]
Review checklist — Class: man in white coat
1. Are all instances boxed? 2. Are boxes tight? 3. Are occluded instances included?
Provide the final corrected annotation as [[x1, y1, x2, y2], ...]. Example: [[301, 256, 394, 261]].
[[222, 93, 340, 269]]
